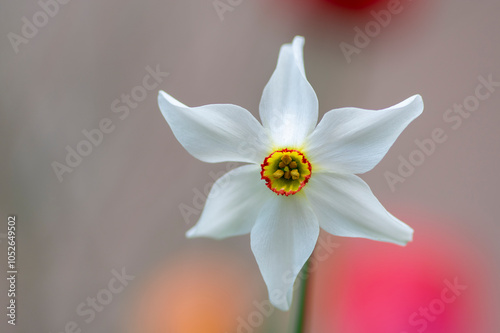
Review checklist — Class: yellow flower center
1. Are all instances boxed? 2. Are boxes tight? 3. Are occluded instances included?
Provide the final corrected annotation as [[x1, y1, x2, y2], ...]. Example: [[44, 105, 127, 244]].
[[260, 149, 312, 196]]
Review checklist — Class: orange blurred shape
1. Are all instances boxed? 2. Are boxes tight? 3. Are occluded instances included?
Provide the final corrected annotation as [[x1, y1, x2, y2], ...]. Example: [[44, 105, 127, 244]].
[[128, 250, 254, 333], [309, 213, 494, 333]]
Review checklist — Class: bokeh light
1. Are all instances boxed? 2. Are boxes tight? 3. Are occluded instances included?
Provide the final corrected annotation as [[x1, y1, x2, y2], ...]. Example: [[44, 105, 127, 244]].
[[321, 0, 387, 10], [309, 213, 494, 333], [127, 250, 255, 333]]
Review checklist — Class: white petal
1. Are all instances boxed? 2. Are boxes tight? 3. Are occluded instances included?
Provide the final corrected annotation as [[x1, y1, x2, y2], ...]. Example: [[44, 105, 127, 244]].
[[251, 194, 319, 311], [305, 172, 413, 246], [305, 95, 424, 174], [186, 165, 273, 239], [259, 36, 318, 148], [158, 91, 271, 164]]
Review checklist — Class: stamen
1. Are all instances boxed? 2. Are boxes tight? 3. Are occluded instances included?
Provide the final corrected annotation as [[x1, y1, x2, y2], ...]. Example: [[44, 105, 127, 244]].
[[289, 161, 297, 169], [291, 169, 300, 180], [273, 170, 284, 179], [279, 162, 286, 168], [281, 155, 292, 165], [284, 171, 291, 179]]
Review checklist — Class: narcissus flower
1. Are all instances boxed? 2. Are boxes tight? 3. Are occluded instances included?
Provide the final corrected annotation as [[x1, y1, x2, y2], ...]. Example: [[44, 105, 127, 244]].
[[158, 36, 423, 311]]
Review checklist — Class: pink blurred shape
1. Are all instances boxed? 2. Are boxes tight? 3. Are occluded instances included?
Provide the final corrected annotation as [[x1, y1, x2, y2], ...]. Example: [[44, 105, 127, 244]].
[[309, 212, 493, 333]]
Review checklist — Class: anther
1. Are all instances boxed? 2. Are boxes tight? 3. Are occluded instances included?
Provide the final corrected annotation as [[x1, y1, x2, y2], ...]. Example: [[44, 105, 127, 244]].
[[290, 169, 300, 180], [289, 161, 297, 169], [279, 162, 286, 168], [273, 170, 284, 179], [281, 155, 292, 165], [284, 171, 291, 179]]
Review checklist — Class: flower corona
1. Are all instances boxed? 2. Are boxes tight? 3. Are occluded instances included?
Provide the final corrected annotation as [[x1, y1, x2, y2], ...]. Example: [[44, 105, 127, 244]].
[[261, 149, 312, 196]]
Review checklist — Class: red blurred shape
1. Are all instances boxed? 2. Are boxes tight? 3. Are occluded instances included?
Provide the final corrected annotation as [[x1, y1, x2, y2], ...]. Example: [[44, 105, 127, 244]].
[[322, 0, 386, 10]]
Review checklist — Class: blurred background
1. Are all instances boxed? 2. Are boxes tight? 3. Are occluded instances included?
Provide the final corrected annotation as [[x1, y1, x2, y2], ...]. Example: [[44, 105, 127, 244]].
[[1, 0, 499, 332]]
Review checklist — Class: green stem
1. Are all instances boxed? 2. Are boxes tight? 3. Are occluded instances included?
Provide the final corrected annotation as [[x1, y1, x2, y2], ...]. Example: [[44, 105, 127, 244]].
[[293, 259, 311, 333]]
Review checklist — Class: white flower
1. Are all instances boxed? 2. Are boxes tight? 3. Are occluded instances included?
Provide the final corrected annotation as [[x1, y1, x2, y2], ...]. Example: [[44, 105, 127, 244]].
[[158, 36, 423, 311]]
